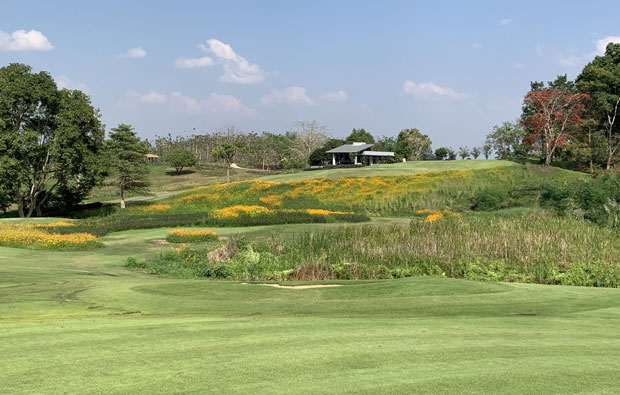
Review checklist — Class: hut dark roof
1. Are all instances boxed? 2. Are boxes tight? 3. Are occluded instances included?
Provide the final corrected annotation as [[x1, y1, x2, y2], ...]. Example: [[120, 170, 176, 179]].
[[325, 143, 374, 154]]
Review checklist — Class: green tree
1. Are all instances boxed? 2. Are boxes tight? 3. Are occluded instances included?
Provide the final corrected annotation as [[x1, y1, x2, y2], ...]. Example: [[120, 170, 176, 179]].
[[458, 146, 471, 160], [482, 144, 492, 159], [374, 136, 397, 152], [471, 146, 481, 160], [106, 124, 150, 209], [0, 63, 106, 217], [166, 149, 197, 174], [434, 147, 449, 160], [345, 128, 375, 144], [576, 43, 620, 170], [212, 141, 246, 183], [485, 122, 526, 159], [447, 148, 457, 160], [396, 128, 432, 161], [259, 132, 295, 170]]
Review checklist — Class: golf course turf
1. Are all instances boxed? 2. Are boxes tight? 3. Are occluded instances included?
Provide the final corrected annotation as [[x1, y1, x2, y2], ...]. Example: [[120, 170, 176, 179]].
[[2, 225, 620, 394]]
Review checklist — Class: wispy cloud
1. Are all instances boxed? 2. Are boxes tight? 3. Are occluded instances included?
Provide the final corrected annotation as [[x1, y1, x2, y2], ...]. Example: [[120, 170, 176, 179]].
[[403, 81, 467, 100], [0, 29, 53, 51], [260, 86, 315, 105], [320, 90, 348, 102], [174, 56, 215, 69], [558, 35, 620, 68], [119, 46, 146, 59], [472, 42, 483, 49], [595, 35, 620, 55], [185, 38, 265, 84], [499, 18, 513, 26], [122, 90, 256, 115]]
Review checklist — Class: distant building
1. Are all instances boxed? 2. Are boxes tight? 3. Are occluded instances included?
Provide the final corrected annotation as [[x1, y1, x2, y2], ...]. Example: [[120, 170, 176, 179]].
[[145, 153, 160, 163], [325, 142, 394, 166]]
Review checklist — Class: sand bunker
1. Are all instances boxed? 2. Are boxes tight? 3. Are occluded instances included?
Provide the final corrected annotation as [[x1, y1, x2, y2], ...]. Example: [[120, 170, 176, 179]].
[[242, 283, 343, 289]]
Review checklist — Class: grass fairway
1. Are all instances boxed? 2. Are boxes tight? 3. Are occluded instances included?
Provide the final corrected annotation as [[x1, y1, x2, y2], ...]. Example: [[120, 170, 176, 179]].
[[2, 226, 620, 394], [260, 159, 515, 181]]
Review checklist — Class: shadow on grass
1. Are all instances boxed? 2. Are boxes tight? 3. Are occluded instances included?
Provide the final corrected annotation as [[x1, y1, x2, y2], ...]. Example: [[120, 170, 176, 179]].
[[165, 169, 196, 176]]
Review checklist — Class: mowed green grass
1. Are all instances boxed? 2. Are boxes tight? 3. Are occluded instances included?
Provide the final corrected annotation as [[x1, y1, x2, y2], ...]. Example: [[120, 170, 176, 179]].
[[260, 159, 515, 181], [2, 224, 620, 394]]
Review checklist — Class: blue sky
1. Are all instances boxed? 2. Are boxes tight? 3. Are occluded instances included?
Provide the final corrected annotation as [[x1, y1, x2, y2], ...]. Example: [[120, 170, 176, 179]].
[[2, 0, 620, 148]]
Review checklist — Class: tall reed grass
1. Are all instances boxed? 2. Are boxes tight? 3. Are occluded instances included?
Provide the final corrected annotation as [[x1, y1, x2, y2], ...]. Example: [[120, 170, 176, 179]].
[[130, 214, 620, 287]]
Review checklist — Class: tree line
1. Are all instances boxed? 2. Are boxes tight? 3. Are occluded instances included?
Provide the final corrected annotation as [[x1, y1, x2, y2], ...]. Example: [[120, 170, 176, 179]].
[[485, 43, 620, 171]]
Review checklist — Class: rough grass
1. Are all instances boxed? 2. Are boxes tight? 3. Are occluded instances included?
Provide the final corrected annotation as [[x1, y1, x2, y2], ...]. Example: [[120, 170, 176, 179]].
[[132, 214, 620, 286], [147, 163, 584, 217], [1, 226, 620, 394]]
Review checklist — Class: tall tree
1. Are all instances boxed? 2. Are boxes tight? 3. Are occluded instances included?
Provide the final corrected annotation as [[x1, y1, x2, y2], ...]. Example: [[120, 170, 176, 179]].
[[0, 63, 106, 217], [458, 146, 471, 160], [576, 43, 620, 170], [434, 147, 449, 160], [345, 128, 375, 144], [482, 143, 492, 160], [106, 124, 150, 209], [166, 149, 197, 175], [522, 88, 589, 165], [396, 128, 432, 161], [485, 122, 526, 159], [471, 146, 481, 160], [289, 121, 328, 164], [212, 130, 247, 183], [374, 136, 398, 152]]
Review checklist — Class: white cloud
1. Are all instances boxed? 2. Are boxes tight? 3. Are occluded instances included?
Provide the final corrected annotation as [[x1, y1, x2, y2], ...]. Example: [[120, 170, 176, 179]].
[[192, 38, 264, 84], [512, 62, 525, 70], [174, 56, 215, 68], [55, 75, 90, 93], [260, 86, 315, 106], [125, 90, 167, 104], [320, 90, 348, 102], [120, 46, 146, 59], [122, 90, 255, 115], [472, 42, 482, 49], [499, 18, 513, 26], [595, 35, 620, 55], [0, 29, 53, 51], [558, 35, 620, 68], [403, 81, 467, 100]]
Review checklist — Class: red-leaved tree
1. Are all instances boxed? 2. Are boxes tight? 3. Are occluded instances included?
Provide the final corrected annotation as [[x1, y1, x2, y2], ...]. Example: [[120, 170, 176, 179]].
[[522, 89, 590, 165]]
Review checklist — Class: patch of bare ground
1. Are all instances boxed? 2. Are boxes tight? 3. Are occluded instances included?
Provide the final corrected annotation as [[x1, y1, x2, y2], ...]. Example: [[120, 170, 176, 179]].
[[241, 283, 343, 289]]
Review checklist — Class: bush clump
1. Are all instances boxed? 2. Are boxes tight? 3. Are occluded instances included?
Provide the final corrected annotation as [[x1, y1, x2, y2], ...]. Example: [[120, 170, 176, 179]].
[[541, 172, 620, 228]]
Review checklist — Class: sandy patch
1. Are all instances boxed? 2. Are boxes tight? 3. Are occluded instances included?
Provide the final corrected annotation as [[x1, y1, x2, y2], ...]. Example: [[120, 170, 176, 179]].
[[242, 283, 343, 289]]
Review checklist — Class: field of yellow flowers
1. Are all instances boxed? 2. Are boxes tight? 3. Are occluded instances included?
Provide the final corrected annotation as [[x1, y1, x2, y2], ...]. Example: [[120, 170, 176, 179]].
[[140, 166, 555, 217], [166, 229, 218, 243], [0, 221, 101, 250], [137, 169, 471, 220]]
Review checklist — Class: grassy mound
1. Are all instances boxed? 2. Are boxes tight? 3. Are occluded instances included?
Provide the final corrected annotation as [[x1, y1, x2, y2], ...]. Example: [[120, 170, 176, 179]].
[[146, 164, 584, 217]]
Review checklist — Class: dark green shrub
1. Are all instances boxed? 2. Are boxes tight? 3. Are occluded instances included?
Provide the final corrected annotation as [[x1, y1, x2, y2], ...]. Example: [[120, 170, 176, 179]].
[[471, 189, 508, 211]]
